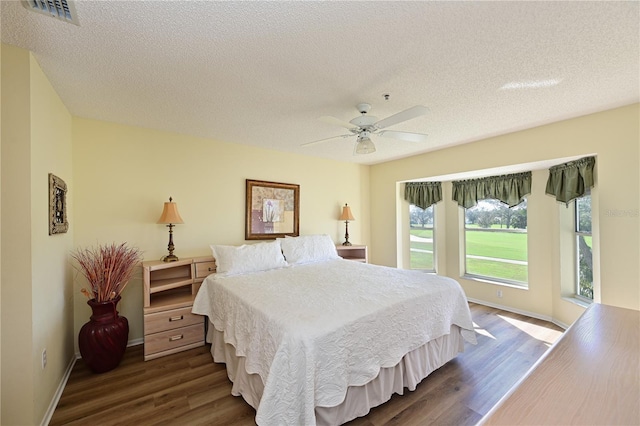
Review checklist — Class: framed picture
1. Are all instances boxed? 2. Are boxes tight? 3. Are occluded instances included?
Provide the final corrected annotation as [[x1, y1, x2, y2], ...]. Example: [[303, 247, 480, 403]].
[[49, 173, 69, 235], [246, 179, 299, 240]]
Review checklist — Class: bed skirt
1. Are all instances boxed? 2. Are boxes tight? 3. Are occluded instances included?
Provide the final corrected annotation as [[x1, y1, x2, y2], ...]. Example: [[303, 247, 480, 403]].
[[206, 321, 465, 425]]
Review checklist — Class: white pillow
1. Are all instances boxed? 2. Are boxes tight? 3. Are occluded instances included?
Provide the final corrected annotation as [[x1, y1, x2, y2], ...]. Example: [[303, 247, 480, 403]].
[[278, 234, 340, 265], [210, 240, 288, 276]]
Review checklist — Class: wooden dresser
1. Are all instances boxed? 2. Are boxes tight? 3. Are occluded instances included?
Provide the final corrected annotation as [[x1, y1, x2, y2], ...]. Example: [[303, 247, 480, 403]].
[[142, 256, 215, 360], [481, 303, 640, 425]]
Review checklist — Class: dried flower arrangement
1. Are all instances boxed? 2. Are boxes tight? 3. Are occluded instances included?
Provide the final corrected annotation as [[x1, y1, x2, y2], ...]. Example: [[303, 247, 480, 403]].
[[72, 242, 143, 303]]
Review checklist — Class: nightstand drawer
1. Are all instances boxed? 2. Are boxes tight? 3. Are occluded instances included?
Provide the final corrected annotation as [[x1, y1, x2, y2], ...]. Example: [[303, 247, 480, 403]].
[[195, 261, 216, 279], [144, 323, 204, 356], [144, 306, 202, 335]]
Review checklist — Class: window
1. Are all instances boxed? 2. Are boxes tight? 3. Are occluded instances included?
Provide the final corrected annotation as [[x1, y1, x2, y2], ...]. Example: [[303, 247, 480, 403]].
[[464, 199, 528, 285], [575, 193, 593, 300], [409, 204, 435, 271]]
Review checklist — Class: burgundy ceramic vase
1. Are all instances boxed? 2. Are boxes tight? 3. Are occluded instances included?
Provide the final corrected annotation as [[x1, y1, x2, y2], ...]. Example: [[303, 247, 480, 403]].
[[78, 296, 129, 374]]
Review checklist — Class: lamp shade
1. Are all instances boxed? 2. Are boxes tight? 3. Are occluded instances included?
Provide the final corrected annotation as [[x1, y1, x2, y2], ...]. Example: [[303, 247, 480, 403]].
[[157, 197, 184, 224], [339, 204, 355, 221], [355, 137, 376, 155]]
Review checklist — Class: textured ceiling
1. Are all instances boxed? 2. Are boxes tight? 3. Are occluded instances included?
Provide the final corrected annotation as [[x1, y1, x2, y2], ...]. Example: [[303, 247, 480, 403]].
[[1, 1, 638, 165]]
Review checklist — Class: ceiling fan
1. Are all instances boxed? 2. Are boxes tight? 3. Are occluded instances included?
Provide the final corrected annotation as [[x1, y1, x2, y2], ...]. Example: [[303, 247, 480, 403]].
[[302, 103, 429, 154]]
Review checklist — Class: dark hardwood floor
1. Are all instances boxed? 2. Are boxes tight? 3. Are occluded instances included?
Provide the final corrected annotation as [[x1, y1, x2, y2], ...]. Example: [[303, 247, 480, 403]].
[[50, 303, 564, 425]]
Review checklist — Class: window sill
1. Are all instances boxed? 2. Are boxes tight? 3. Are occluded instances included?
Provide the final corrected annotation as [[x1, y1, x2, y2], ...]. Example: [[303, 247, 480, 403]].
[[410, 269, 437, 274], [562, 296, 592, 309], [462, 274, 528, 290]]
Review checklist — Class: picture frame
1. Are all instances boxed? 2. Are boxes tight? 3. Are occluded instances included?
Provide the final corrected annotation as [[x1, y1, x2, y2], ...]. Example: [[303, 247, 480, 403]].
[[246, 179, 300, 240], [49, 173, 69, 235]]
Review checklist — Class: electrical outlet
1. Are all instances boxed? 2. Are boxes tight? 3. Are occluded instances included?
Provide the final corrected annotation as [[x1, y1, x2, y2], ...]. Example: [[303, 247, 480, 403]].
[[42, 349, 47, 369], [497, 290, 503, 298]]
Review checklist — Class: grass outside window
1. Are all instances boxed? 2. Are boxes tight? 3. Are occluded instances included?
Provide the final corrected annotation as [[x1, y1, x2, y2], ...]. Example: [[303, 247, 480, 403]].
[[464, 200, 528, 285], [410, 227, 434, 270]]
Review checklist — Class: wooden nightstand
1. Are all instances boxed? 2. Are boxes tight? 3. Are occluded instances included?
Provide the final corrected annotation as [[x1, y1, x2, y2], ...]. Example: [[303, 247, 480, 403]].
[[336, 245, 368, 263], [142, 256, 215, 360]]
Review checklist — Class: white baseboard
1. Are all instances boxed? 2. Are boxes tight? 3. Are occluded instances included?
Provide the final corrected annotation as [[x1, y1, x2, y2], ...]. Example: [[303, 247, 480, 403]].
[[127, 338, 144, 348], [551, 318, 570, 329], [40, 354, 76, 426], [467, 297, 569, 330]]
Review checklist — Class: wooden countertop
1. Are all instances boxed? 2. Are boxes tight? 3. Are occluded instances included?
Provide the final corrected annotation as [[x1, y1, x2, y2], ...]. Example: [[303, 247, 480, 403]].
[[481, 303, 639, 425]]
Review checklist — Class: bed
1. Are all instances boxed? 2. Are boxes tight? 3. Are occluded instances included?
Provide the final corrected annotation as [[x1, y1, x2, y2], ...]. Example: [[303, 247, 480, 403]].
[[192, 235, 476, 425]]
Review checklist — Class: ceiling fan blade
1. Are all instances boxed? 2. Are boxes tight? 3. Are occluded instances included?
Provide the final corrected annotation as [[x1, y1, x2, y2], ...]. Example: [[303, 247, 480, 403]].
[[319, 115, 359, 130], [378, 130, 428, 143], [374, 105, 429, 129], [301, 134, 353, 147]]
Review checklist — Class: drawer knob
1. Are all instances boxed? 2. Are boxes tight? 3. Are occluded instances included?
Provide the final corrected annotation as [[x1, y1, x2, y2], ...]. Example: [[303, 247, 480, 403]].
[[208, 267, 214, 271], [169, 334, 184, 341], [169, 315, 184, 322]]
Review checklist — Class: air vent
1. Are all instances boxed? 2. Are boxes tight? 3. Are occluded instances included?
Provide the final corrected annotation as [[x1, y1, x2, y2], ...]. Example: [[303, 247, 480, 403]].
[[21, 0, 79, 26]]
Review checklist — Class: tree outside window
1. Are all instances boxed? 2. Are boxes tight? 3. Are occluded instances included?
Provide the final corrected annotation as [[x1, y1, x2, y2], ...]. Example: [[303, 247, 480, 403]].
[[576, 194, 593, 300]]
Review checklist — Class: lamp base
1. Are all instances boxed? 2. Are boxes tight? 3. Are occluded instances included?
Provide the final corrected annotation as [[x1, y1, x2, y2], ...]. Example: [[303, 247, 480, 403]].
[[161, 254, 179, 262], [342, 220, 352, 246]]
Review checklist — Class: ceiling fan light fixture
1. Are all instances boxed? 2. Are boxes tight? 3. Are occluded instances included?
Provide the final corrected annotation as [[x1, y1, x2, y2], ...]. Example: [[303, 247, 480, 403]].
[[307, 103, 428, 154], [355, 137, 376, 155]]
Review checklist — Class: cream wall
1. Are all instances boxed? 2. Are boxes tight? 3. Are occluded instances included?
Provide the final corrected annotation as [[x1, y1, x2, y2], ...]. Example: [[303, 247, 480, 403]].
[[29, 48, 75, 424], [1, 45, 74, 425], [1, 43, 35, 426], [370, 104, 640, 325], [0, 38, 3, 423], [71, 117, 370, 350]]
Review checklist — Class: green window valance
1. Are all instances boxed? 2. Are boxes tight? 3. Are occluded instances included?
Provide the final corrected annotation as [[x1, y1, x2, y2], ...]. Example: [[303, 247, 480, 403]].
[[545, 156, 595, 204], [404, 182, 442, 210], [452, 171, 532, 209]]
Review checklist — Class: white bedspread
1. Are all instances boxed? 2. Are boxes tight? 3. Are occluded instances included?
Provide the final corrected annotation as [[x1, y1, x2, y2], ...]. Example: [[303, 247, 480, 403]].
[[192, 259, 476, 425]]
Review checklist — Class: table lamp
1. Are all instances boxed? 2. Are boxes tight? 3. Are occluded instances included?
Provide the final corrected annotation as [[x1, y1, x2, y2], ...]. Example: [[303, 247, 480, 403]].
[[339, 203, 355, 246], [157, 197, 184, 262]]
